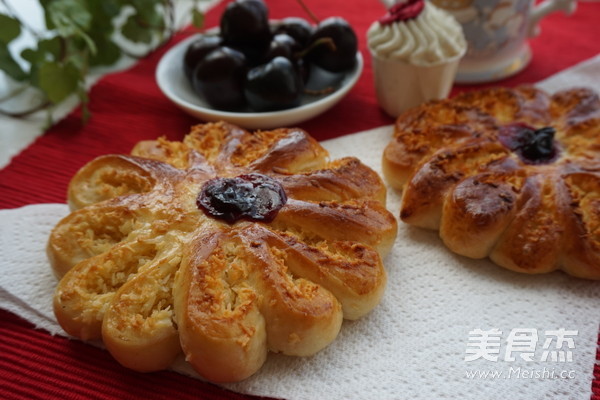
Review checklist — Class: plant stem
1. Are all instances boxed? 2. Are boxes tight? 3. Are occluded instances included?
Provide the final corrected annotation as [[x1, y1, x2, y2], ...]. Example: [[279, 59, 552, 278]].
[[295, 37, 336, 59], [0, 100, 51, 118], [295, 0, 320, 24], [0, 84, 30, 104]]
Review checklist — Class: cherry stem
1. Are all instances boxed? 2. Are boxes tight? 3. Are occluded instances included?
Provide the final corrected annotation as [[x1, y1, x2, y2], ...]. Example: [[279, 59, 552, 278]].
[[295, 0, 320, 24], [295, 37, 336, 59]]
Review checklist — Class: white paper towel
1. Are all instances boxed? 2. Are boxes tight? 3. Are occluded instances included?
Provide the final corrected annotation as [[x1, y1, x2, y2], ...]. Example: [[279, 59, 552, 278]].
[[2, 54, 600, 400]]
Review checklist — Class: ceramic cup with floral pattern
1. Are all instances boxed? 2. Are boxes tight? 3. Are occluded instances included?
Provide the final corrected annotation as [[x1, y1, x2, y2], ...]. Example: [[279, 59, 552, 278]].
[[430, 0, 576, 83]]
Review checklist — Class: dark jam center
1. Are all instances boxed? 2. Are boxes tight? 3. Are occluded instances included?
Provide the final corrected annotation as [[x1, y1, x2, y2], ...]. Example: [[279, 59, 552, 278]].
[[498, 123, 559, 165], [197, 173, 287, 224]]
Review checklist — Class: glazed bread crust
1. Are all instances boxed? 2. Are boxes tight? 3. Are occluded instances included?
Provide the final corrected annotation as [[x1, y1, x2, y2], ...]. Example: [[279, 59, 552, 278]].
[[383, 86, 600, 279], [48, 122, 397, 382]]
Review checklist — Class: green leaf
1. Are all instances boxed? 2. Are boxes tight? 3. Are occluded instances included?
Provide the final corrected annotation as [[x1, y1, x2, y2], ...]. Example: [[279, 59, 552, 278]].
[[48, 0, 92, 36], [192, 8, 204, 29], [0, 42, 27, 81], [20, 48, 39, 64], [136, 4, 164, 29], [89, 36, 121, 66], [65, 48, 86, 71], [2, 0, 178, 121], [40, 0, 55, 29], [28, 63, 41, 87], [122, 14, 153, 44], [39, 36, 62, 59], [46, 1, 97, 56], [21, 37, 62, 66], [86, 0, 119, 32], [0, 14, 21, 44], [80, 30, 97, 55], [38, 61, 80, 103], [100, 0, 122, 18]]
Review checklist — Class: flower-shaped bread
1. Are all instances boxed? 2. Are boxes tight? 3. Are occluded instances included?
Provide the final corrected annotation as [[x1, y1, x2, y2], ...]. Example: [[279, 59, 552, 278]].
[[48, 122, 397, 382], [383, 86, 600, 279]]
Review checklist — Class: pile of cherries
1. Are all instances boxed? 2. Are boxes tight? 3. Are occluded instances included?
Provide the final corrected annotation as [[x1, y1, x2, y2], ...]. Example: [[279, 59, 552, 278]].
[[183, 0, 358, 112]]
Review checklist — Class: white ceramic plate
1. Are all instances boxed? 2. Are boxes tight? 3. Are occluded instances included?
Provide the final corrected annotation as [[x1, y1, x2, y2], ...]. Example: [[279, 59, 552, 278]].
[[156, 32, 363, 129]]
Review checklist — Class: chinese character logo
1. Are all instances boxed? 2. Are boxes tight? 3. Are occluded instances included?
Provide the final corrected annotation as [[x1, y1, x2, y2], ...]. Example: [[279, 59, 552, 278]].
[[464, 328, 578, 363], [465, 328, 503, 362], [505, 328, 538, 361], [541, 329, 578, 362]]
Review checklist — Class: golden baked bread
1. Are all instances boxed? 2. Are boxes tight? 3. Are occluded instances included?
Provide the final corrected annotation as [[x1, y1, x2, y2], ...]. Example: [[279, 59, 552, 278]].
[[383, 86, 600, 279], [48, 122, 397, 382]]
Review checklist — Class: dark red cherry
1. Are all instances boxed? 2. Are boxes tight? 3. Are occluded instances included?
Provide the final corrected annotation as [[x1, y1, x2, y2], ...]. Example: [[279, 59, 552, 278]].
[[245, 56, 304, 112], [273, 17, 314, 49], [192, 46, 247, 111], [197, 173, 287, 223], [295, 57, 310, 84], [220, 0, 272, 64], [498, 123, 559, 164], [263, 34, 297, 63], [183, 35, 222, 80], [306, 17, 357, 72]]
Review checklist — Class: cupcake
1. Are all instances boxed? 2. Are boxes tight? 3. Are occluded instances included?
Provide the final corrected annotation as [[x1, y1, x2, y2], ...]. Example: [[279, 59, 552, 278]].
[[367, 0, 466, 117]]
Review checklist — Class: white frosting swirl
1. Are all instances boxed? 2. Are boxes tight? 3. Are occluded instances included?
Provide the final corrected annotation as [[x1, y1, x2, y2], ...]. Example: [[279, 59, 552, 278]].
[[367, 2, 466, 66]]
